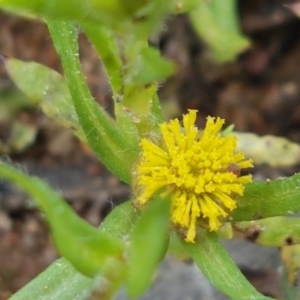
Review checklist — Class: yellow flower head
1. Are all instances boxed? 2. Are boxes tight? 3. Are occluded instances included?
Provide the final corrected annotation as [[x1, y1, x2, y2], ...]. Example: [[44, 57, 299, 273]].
[[134, 110, 253, 243]]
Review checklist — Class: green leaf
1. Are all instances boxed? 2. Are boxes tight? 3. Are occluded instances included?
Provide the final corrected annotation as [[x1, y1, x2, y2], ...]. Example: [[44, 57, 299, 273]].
[[5, 57, 86, 142], [0, 0, 177, 36], [172, 0, 200, 13], [80, 23, 123, 96], [8, 121, 37, 153], [0, 0, 144, 28], [100, 201, 139, 239], [47, 20, 139, 184], [233, 217, 300, 247], [0, 162, 125, 277], [82, 23, 168, 138], [232, 173, 300, 221], [168, 233, 190, 260], [127, 197, 170, 298], [81, 22, 142, 146], [132, 47, 175, 85], [122, 84, 161, 134], [189, 0, 250, 62], [10, 201, 138, 300], [182, 230, 275, 300], [9, 259, 94, 300]]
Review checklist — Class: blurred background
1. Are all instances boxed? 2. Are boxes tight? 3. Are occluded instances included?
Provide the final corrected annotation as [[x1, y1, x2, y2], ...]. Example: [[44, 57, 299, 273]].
[[0, 1, 300, 299]]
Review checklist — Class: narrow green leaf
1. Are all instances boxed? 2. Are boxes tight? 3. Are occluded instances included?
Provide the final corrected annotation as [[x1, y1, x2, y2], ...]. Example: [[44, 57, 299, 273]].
[[4, 57, 85, 141], [10, 201, 138, 300], [81, 23, 142, 145], [9, 259, 93, 300], [47, 20, 139, 184], [182, 230, 275, 300], [132, 47, 175, 85], [80, 23, 123, 96], [122, 83, 161, 135], [127, 197, 170, 298], [82, 23, 168, 137], [0, 162, 125, 277], [189, 0, 250, 62], [233, 173, 300, 221]]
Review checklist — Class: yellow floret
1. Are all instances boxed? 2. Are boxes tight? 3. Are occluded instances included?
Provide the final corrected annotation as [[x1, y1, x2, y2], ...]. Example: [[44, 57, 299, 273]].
[[135, 110, 253, 243]]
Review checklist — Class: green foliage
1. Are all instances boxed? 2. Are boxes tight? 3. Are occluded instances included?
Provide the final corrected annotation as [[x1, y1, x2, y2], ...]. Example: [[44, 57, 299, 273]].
[[233, 217, 300, 247], [182, 230, 274, 300], [0, 88, 31, 120], [233, 173, 300, 221], [1, 0, 300, 300], [0, 162, 125, 277], [81, 21, 171, 138], [48, 20, 139, 184], [127, 197, 170, 298], [0, 89, 37, 153], [189, 0, 250, 62], [0, 0, 145, 27], [10, 259, 94, 300], [10, 201, 137, 300], [5, 58, 86, 141]]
